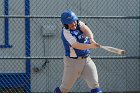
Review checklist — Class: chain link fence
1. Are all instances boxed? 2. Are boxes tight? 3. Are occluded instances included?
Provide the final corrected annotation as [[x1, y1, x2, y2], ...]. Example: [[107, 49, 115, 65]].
[[0, 0, 140, 93]]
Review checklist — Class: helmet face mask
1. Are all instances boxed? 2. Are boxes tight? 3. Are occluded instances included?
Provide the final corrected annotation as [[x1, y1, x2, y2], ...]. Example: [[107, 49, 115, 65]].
[[61, 10, 78, 25]]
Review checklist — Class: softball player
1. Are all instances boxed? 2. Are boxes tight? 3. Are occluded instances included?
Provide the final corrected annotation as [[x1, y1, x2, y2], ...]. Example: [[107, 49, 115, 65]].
[[54, 10, 102, 93]]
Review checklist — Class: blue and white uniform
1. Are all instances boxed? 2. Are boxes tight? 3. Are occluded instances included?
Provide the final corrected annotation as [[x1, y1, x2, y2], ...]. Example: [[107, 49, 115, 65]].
[[61, 21, 90, 58], [59, 21, 101, 93], [54, 10, 102, 93]]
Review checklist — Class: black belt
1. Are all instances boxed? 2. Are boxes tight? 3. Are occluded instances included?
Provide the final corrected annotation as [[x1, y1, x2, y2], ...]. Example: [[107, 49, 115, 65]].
[[69, 54, 89, 59]]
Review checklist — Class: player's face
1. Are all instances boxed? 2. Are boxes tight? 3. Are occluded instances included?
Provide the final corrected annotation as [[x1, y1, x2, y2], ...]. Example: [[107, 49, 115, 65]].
[[68, 21, 77, 30]]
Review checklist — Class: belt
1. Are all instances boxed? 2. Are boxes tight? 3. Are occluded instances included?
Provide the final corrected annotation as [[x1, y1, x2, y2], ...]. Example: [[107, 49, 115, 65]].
[[69, 54, 89, 59]]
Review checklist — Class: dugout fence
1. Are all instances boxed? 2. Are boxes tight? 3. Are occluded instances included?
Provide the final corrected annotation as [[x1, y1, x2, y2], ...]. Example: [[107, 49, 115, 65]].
[[0, 0, 140, 93]]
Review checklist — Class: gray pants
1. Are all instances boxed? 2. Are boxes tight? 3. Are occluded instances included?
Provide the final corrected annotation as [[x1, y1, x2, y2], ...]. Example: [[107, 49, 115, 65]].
[[60, 56, 100, 92]]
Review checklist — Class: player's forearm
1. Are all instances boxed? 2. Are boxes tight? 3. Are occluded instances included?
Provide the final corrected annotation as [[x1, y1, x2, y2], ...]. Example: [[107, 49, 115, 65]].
[[72, 43, 92, 50], [84, 29, 94, 39], [81, 23, 94, 39], [72, 42, 100, 50]]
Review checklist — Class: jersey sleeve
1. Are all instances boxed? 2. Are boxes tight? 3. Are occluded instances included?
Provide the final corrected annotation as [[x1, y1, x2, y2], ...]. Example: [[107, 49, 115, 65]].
[[63, 29, 77, 45]]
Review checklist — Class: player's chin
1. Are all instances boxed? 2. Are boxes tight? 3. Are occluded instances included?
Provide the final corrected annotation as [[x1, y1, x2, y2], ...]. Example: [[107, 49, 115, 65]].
[[71, 27, 77, 30]]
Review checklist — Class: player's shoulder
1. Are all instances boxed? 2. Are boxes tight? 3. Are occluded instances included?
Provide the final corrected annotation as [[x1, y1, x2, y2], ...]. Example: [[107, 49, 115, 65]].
[[62, 28, 70, 32], [62, 28, 71, 35]]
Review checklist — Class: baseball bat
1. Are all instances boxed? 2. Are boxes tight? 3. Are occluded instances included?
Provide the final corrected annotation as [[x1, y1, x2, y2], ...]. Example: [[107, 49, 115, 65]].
[[100, 46, 126, 55]]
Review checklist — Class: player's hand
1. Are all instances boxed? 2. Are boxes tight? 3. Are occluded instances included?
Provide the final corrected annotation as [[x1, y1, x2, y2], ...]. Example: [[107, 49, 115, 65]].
[[94, 43, 101, 48], [91, 43, 101, 49], [89, 38, 96, 44], [89, 38, 100, 48]]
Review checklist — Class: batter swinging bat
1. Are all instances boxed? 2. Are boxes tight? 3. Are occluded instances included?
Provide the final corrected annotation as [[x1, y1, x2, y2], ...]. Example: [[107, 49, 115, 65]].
[[100, 46, 126, 55]]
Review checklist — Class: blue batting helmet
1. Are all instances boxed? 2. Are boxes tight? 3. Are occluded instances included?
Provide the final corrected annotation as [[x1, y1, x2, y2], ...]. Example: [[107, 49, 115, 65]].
[[61, 10, 78, 24]]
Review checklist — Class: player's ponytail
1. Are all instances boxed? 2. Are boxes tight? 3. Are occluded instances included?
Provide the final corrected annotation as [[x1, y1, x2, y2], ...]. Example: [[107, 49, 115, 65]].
[[64, 24, 69, 29]]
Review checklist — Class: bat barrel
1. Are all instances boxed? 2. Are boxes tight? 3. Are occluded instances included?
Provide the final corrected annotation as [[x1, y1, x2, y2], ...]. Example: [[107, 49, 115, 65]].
[[101, 46, 126, 55]]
